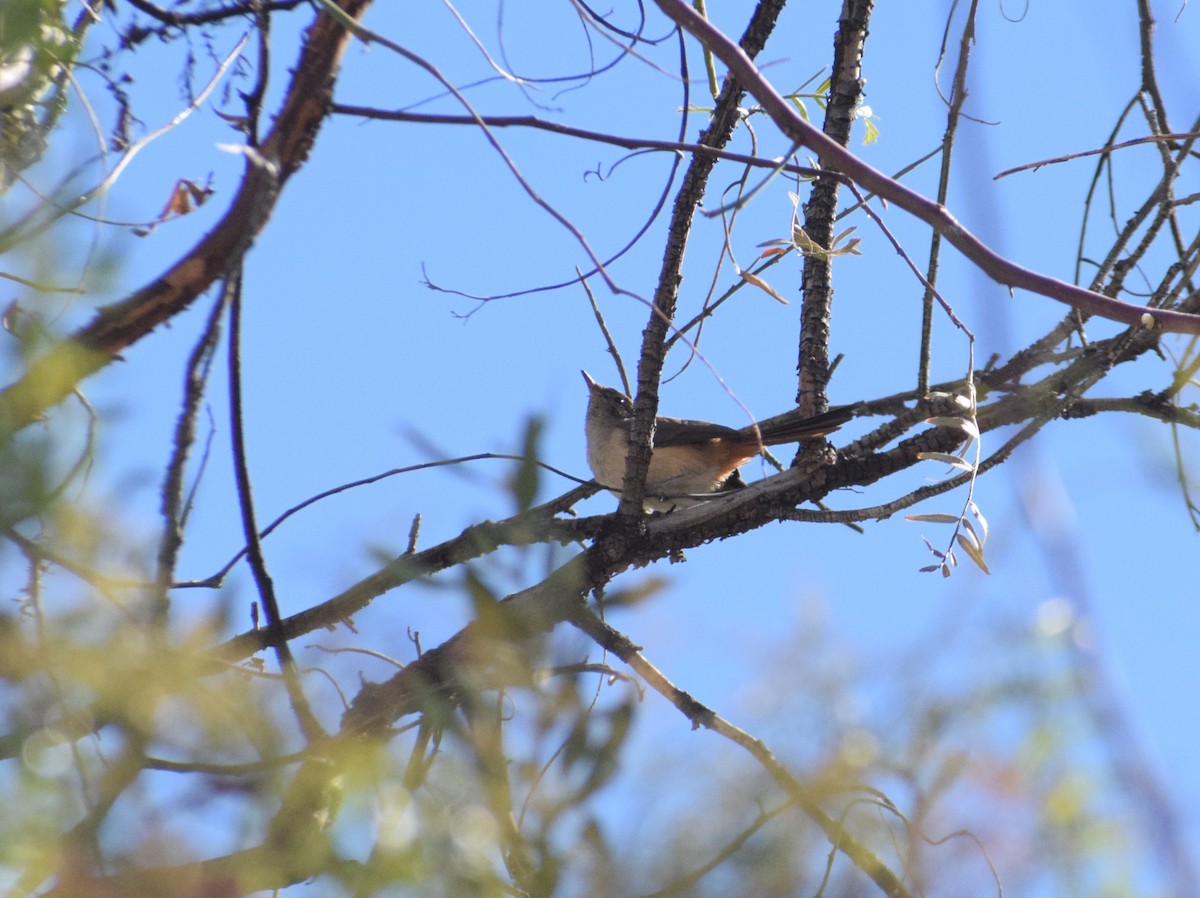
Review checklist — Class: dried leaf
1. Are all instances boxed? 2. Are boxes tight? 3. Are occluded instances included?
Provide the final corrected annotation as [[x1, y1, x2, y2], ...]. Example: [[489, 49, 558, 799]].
[[740, 270, 789, 304], [137, 177, 215, 237], [920, 536, 946, 560]]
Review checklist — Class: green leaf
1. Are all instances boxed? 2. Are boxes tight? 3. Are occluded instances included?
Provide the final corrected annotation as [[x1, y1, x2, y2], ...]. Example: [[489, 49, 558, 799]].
[[511, 416, 544, 513], [601, 577, 668, 608], [862, 117, 880, 145]]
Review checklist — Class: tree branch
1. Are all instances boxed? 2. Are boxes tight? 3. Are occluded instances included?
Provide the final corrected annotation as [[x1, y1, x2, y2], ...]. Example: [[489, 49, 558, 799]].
[[650, 0, 1200, 335], [798, 0, 873, 415], [0, 0, 375, 435]]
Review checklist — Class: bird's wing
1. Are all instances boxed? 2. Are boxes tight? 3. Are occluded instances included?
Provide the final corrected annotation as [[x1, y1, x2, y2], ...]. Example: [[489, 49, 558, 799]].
[[652, 415, 744, 447]]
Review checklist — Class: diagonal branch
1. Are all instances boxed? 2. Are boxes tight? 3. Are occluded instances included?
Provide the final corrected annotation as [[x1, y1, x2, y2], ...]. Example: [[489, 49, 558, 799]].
[[650, 0, 1200, 335], [0, 0, 375, 436], [570, 606, 913, 898], [213, 485, 595, 666]]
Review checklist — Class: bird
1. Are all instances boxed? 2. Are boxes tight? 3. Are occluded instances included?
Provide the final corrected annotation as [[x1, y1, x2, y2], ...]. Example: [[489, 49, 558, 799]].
[[582, 370, 854, 510]]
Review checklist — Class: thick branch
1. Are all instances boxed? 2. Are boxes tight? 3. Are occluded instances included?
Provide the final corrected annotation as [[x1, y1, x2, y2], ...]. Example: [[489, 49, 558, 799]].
[[0, 0, 374, 435], [213, 486, 592, 665], [798, 0, 873, 415], [621, 0, 791, 517]]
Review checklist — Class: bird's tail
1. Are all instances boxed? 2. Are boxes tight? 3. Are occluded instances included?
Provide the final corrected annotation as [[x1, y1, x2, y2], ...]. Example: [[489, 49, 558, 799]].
[[754, 403, 860, 444]]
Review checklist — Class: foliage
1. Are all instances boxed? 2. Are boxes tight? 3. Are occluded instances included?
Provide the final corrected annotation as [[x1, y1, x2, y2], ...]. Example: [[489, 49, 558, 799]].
[[0, 1, 1196, 896]]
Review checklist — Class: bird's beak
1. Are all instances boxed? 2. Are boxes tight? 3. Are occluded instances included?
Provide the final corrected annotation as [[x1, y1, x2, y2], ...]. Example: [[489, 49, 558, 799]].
[[581, 370, 596, 389]]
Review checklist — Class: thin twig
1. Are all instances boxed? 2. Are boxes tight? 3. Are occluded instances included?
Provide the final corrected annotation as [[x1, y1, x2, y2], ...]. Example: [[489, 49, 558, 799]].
[[154, 290, 228, 618], [918, 0, 979, 396], [180, 453, 592, 589], [226, 271, 325, 742], [995, 131, 1200, 180]]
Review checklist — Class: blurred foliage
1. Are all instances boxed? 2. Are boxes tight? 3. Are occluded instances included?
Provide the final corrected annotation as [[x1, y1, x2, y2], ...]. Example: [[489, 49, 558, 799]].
[[0, 492, 1161, 897], [0, 0, 1192, 896], [0, 0, 75, 194]]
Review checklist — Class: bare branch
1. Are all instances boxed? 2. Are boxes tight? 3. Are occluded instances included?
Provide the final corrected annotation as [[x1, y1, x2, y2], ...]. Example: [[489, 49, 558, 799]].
[[0, 0, 376, 434], [651, 0, 1200, 335]]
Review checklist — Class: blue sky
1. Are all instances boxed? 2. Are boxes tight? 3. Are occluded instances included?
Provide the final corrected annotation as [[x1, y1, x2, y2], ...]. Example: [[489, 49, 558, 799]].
[[5, 0, 1199, 892]]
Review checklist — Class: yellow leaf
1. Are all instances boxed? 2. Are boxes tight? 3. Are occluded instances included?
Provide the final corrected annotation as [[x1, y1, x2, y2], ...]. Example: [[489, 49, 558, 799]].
[[956, 533, 992, 575]]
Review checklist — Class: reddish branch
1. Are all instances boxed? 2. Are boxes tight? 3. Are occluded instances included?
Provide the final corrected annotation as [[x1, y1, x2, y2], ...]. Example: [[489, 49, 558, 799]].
[[651, 0, 1200, 336]]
